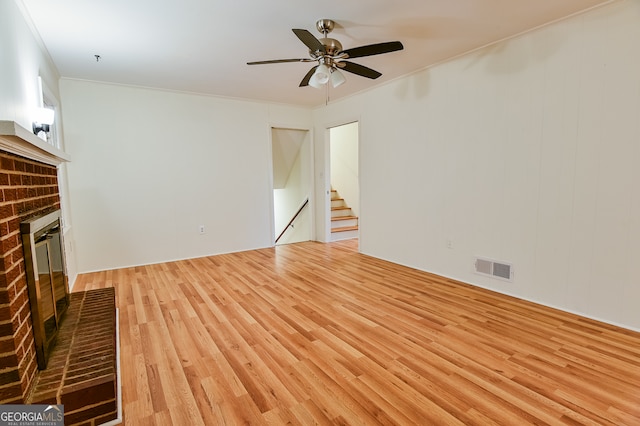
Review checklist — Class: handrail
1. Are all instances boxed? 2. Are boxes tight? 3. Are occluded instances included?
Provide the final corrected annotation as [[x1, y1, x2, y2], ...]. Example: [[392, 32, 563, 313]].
[[275, 197, 309, 244]]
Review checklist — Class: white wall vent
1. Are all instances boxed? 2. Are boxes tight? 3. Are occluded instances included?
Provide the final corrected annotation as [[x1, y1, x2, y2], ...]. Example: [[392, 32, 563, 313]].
[[474, 257, 514, 282]]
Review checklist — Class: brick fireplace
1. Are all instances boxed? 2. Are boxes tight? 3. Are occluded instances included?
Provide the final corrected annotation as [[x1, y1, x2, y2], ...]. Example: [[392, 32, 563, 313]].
[[1, 121, 120, 425], [0, 150, 60, 403]]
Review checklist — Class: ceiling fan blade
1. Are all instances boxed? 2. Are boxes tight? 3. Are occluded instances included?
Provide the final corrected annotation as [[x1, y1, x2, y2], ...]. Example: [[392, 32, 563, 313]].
[[342, 41, 404, 59], [292, 29, 326, 53], [299, 66, 318, 87], [247, 58, 313, 65], [339, 61, 382, 79]]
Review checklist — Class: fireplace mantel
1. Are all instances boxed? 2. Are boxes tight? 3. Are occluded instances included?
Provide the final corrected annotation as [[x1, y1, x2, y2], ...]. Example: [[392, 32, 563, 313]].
[[0, 120, 70, 166]]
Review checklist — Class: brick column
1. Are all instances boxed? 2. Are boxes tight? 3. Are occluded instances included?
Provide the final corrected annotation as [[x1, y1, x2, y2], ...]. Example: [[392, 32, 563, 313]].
[[0, 150, 61, 403]]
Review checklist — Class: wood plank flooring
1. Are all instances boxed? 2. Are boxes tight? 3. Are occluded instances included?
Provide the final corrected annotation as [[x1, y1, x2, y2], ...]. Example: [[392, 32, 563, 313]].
[[73, 240, 640, 425]]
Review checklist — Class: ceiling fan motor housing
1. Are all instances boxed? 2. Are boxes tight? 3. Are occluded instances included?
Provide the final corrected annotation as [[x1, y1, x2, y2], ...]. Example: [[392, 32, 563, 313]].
[[318, 38, 342, 57]]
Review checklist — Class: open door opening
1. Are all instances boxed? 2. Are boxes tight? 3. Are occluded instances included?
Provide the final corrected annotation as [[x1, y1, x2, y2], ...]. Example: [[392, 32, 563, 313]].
[[329, 122, 359, 241], [271, 128, 312, 245]]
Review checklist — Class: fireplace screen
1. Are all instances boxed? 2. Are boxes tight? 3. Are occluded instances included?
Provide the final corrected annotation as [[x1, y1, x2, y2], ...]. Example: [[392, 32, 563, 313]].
[[21, 210, 69, 369]]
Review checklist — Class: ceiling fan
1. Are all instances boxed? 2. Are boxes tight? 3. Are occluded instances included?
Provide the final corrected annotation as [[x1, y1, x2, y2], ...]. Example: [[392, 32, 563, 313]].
[[247, 19, 404, 89]]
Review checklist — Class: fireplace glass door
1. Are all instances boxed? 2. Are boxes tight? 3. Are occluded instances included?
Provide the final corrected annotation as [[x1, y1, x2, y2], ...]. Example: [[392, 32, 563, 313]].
[[21, 210, 69, 369], [34, 227, 67, 348]]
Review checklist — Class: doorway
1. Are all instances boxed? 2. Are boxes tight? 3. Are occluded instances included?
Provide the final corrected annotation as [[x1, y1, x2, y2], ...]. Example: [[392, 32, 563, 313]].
[[271, 128, 312, 245], [329, 122, 359, 241]]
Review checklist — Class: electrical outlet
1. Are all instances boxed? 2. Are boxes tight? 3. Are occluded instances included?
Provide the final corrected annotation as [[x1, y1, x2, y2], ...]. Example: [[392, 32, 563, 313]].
[[446, 238, 453, 249], [198, 225, 205, 235]]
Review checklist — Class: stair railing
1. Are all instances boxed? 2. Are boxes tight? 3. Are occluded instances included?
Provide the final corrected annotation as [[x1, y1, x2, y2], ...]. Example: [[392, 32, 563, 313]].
[[275, 197, 309, 244]]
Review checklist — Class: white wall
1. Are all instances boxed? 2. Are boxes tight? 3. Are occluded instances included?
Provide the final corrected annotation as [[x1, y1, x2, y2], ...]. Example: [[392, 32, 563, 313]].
[[1, 0, 78, 286], [313, 0, 640, 331], [60, 79, 312, 272], [330, 122, 359, 217], [0, 1, 59, 129], [273, 130, 312, 245]]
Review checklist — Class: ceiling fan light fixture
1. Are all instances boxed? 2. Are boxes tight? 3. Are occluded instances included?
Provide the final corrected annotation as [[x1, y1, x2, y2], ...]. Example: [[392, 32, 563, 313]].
[[330, 68, 346, 88], [309, 63, 330, 88], [308, 76, 323, 89]]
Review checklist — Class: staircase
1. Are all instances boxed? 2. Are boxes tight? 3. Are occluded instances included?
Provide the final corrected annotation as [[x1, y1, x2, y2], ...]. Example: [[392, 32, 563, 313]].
[[331, 188, 358, 240]]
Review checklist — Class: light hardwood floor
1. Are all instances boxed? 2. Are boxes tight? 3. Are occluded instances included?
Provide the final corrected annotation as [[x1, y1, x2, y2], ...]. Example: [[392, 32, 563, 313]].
[[73, 239, 640, 425]]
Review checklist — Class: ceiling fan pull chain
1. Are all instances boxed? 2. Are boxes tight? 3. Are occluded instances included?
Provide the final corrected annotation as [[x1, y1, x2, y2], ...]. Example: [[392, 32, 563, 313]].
[[325, 82, 329, 105]]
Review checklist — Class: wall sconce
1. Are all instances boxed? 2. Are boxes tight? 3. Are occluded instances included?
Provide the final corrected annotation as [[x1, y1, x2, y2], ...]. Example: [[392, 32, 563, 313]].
[[32, 107, 55, 135]]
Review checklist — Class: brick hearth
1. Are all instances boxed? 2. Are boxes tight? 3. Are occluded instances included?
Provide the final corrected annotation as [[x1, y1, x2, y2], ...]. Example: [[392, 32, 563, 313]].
[[29, 288, 118, 425]]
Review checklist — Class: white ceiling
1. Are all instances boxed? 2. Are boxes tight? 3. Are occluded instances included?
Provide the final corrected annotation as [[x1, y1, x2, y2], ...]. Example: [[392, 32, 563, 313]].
[[19, 0, 613, 108]]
